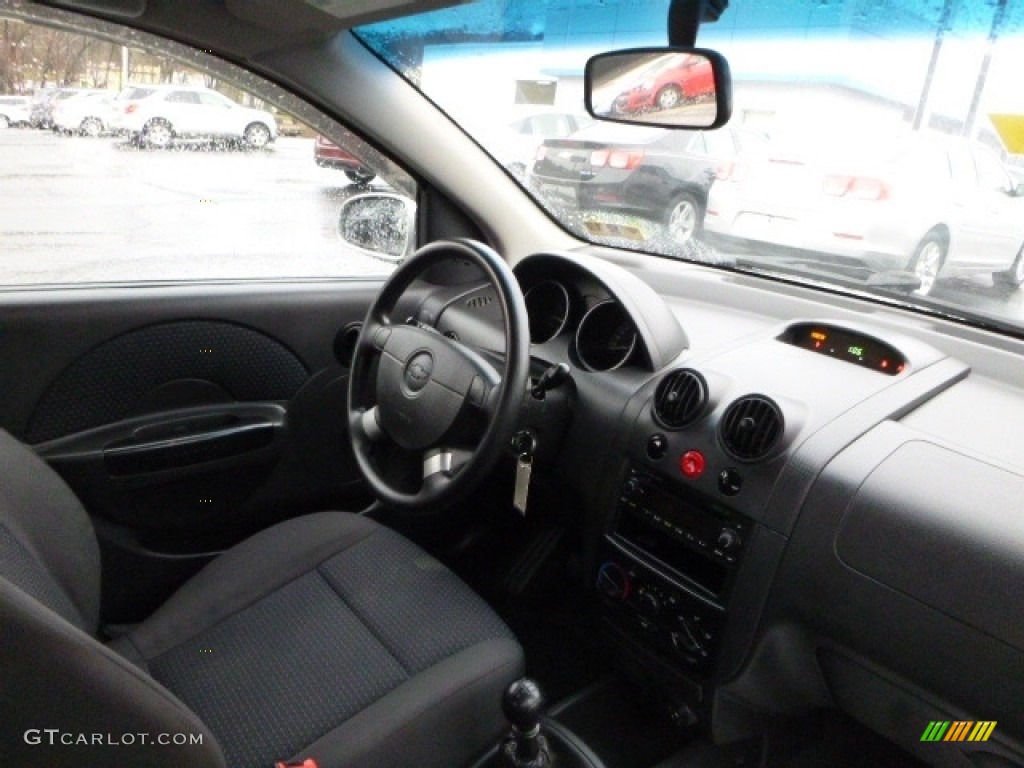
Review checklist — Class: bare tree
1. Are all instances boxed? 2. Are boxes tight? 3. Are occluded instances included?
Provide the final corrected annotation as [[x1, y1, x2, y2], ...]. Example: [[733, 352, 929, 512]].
[[1, 18, 264, 101], [1, 20, 34, 92]]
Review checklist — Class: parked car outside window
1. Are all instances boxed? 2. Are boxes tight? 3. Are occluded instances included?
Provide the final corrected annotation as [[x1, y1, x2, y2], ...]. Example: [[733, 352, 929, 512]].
[[30, 87, 103, 129], [52, 91, 116, 137], [314, 133, 376, 183], [109, 84, 278, 149], [704, 132, 1024, 295], [0, 95, 31, 128], [531, 122, 759, 247], [489, 107, 593, 177]]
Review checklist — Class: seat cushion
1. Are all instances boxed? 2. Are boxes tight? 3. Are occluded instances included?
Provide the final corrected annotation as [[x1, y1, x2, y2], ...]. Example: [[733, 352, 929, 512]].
[[111, 512, 522, 768]]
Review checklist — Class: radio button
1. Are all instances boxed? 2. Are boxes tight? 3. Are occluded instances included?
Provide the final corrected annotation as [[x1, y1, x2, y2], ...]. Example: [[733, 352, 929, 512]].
[[647, 433, 668, 460], [716, 528, 741, 552], [718, 468, 742, 496], [622, 477, 641, 498]]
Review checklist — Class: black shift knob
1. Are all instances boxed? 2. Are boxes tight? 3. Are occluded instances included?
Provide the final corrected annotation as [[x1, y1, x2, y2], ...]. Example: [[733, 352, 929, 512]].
[[502, 679, 545, 732]]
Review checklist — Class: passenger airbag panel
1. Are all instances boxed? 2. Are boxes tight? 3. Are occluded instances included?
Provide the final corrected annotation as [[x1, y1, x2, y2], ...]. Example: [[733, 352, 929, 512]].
[[837, 440, 1024, 651]]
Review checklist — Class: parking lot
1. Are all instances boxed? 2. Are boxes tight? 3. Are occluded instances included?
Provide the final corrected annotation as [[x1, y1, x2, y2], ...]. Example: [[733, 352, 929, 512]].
[[3, 127, 1023, 326], [0, 130, 393, 284]]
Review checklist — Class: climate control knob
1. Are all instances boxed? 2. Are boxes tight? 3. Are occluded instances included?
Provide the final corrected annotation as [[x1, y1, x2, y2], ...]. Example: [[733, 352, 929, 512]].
[[635, 588, 662, 618], [671, 619, 704, 656], [596, 562, 632, 601]]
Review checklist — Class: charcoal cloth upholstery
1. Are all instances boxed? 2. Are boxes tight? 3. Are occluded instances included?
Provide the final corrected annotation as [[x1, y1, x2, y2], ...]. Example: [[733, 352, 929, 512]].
[[0, 428, 523, 768]]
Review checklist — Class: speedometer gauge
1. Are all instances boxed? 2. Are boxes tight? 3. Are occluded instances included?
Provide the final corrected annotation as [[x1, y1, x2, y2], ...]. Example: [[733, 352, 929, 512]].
[[524, 280, 571, 344], [575, 300, 638, 371]]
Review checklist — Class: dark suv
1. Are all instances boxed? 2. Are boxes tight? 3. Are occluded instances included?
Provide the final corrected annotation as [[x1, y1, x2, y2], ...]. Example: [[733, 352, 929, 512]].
[[532, 123, 756, 245]]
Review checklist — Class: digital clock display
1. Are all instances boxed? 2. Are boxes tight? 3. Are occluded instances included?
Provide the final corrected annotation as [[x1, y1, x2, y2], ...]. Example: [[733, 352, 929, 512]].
[[783, 323, 907, 375]]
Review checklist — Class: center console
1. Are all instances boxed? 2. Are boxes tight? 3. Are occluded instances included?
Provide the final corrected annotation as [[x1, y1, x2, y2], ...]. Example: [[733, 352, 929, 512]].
[[594, 464, 752, 717]]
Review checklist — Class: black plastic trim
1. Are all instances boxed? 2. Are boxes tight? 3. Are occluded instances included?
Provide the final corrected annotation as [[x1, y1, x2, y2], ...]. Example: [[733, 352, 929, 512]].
[[104, 421, 275, 476]]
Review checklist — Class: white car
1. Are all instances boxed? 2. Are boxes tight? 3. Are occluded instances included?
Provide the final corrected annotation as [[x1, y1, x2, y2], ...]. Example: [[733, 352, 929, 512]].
[[52, 91, 116, 137], [110, 84, 277, 149], [705, 132, 1024, 295], [0, 95, 30, 128], [491, 108, 593, 177]]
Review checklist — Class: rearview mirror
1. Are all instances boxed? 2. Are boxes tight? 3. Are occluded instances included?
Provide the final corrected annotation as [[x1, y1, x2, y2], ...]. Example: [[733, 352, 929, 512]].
[[586, 48, 731, 130], [337, 192, 416, 263]]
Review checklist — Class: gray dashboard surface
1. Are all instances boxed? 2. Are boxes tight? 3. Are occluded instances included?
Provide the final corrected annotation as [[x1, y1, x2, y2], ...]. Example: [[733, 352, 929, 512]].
[[837, 439, 1024, 651]]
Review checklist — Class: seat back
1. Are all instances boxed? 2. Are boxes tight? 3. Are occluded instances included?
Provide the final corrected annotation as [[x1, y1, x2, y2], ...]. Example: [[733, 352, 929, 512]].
[[0, 428, 100, 632], [0, 429, 225, 767]]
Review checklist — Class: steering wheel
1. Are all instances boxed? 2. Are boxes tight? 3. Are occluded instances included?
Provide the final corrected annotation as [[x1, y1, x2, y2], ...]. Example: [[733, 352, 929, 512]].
[[347, 239, 530, 512]]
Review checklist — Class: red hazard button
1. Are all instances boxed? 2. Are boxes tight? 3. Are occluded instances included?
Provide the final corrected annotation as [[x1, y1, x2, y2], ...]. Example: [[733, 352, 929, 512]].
[[679, 450, 705, 479]]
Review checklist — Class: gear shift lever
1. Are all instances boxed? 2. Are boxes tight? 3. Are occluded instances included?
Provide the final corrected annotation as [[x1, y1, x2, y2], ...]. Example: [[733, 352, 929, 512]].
[[501, 678, 550, 768]]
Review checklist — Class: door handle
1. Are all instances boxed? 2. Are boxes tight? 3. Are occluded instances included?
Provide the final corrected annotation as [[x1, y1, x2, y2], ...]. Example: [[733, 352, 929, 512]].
[[103, 421, 276, 476]]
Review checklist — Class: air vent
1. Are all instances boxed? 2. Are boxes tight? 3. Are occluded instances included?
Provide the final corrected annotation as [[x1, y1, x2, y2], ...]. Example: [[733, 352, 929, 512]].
[[465, 295, 493, 309], [653, 369, 707, 428], [719, 395, 784, 461]]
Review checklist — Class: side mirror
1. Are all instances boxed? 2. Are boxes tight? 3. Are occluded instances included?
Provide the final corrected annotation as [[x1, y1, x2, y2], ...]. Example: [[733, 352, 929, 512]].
[[337, 192, 416, 263], [585, 48, 731, 129]]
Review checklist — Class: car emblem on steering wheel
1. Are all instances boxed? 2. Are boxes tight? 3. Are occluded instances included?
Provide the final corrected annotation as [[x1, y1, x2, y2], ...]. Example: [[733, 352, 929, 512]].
[[404, 351, 434, 393]]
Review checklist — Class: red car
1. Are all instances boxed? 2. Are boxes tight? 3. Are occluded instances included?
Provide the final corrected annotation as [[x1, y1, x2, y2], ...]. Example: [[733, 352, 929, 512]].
[[314, 134, 375, 183], [613, 54, 714, 114]]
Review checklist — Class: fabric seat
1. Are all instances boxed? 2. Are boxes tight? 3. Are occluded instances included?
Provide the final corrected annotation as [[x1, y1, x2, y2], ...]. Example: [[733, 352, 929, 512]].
[[0, 428, 523, 768]]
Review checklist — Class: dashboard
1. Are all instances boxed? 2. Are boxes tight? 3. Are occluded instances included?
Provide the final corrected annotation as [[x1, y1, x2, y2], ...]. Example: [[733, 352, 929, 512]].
[[431, 248, 1024, 766]]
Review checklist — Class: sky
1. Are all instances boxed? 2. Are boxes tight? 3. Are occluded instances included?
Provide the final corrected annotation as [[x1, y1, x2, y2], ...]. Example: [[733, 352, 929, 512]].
[[359, 0, 1024, 132]]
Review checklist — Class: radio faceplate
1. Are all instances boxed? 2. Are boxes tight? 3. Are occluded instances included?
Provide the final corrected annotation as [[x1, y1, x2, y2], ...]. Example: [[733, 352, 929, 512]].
[[613, 466, 749, 597]]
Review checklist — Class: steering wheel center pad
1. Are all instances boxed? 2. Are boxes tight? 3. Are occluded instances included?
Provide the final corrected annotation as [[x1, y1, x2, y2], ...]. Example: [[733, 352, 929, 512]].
[[376, 325, 497, 450]]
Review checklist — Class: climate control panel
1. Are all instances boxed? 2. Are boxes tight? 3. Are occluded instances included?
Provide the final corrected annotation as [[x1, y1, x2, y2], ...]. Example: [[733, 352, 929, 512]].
[[596, 555, 724, 672]]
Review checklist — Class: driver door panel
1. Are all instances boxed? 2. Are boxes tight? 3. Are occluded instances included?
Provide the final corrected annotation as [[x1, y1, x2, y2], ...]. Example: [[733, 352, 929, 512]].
[[0, 281, 380, 621]]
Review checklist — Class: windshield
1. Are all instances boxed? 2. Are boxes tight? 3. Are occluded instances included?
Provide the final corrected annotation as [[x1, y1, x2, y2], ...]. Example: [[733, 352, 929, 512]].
[[356, 0, 1024, 332]]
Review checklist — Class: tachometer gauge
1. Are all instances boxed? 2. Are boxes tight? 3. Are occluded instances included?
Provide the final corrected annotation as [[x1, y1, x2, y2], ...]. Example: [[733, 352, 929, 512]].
[[575, 299, 638, 371]]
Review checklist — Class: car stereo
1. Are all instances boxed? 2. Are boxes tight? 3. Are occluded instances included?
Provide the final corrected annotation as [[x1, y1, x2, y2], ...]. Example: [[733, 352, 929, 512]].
[[595, 466, 751, 676], [612, 466, 748, 596]]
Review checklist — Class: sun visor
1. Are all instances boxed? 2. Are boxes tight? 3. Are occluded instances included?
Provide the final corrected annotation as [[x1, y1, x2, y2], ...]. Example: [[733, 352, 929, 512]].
[[224, 0, 346, 35], [234, 0, 471, 30], [36, 0, 146, 18]]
